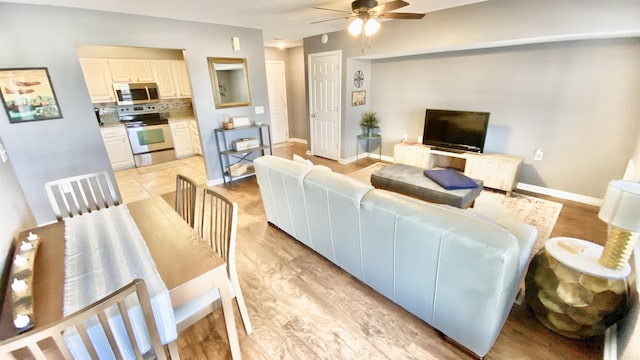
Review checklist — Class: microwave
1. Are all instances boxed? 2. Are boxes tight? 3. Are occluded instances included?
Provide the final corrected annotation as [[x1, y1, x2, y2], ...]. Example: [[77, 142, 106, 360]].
[[113, 82, 159, 105]]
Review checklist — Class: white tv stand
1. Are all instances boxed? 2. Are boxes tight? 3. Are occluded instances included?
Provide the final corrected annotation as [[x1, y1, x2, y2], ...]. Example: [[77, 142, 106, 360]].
[[393, 143, 523, 195]]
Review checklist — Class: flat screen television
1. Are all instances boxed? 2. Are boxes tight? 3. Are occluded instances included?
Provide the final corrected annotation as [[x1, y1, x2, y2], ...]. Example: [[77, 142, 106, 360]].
[[422, 108, 490, 153]]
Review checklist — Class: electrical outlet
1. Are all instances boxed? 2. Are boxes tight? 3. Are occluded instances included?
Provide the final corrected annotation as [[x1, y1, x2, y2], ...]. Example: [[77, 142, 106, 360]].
[[534, 149, 544, 161], [401, 134, 407, 142], [0, 142, 7, 163], [255, 106, 264, 114]]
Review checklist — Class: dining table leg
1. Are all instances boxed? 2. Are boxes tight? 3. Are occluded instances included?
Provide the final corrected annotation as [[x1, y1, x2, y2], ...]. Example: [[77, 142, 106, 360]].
[[214, 269, 242, 359]]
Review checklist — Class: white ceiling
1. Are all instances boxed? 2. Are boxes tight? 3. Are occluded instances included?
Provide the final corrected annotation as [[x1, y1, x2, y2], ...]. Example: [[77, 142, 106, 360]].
[[3, 0, 485, 47]]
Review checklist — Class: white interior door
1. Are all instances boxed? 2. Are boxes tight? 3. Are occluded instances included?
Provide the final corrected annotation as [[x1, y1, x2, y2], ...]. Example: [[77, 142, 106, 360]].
[[266, 61, 289, 144], [308, 51, 341, 160]]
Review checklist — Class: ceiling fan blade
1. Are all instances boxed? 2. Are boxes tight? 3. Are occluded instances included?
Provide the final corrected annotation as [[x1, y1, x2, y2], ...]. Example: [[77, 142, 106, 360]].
[[370, 0, 409, 14], [311, 16, 351, 24], [313, 6, 351, 14], [379, 12, 425, 20]]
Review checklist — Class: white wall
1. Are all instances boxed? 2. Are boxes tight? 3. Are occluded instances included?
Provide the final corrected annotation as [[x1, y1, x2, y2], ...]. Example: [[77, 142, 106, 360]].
[[0, 3, 269, 224], [623, 135, 640, 181]]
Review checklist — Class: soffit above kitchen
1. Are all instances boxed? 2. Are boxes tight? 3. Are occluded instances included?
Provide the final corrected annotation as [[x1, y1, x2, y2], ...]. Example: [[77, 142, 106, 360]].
[[3, 0, 486, 48]]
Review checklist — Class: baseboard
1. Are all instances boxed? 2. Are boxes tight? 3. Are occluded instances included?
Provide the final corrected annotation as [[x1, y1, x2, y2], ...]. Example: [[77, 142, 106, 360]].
[[288, 138, 307, 144], [342, 153, 393, 164], [515, 182, 602, 206], [604, 324, 617, 360]]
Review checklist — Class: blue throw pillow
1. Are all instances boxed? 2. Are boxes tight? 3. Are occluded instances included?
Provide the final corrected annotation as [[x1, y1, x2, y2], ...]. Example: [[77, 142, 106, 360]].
[[424, 169, 479, 190]]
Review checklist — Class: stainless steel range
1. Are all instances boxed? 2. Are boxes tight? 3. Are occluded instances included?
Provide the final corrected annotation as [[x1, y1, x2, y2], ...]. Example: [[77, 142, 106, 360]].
[[118, 105, 176, 167]]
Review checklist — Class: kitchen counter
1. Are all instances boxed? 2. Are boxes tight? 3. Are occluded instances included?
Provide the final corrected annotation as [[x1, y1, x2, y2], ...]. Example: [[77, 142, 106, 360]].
[[99, 122, 125, 128]]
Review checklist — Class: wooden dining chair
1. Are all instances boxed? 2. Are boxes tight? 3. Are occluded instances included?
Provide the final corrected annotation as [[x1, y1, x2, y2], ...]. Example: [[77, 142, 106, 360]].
[[175, 188, 252, 334], [0, 278, 179, 359], [45, 171, 120, 221], [175, 174, 198, 228]]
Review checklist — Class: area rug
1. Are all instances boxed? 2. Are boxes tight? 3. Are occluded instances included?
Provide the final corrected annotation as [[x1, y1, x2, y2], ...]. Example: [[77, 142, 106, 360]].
[[347, 162, 562, 260]]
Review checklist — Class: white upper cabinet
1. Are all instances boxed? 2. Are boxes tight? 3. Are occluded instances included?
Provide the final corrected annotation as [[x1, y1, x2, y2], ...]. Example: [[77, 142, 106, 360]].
[[80, 57, 191, 102], [79, 58, 115, 103], [108, 59, 155, 82], [152, 60, 191, 99], [172, 61, 192, 98], [152, 60, 178, 98]]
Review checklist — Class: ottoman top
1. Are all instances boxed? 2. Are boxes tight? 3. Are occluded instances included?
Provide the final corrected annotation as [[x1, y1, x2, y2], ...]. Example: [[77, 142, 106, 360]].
[[371, 163, 483, 208]]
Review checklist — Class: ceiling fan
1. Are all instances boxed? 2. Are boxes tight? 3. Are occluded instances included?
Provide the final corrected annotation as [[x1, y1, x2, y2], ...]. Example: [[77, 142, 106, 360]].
[[313, 0, 425, 36]]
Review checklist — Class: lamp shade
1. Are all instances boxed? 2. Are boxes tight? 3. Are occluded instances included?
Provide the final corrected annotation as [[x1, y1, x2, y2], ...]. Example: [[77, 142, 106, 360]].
[[598, 180, 640, 232], [348, 18, 363, 36], [364, 18, 380, 36]]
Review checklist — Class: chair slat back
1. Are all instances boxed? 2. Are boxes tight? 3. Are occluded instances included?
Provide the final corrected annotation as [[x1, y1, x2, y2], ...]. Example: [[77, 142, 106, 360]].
[[0, 279, 170, 360], [196, 188, 237, 269], [175, 174, 198, 228], [45, 171, 119, 220]]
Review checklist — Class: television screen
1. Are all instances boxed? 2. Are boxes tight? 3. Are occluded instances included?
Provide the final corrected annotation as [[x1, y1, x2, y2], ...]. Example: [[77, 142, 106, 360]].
[[422, 109, 490, 153]]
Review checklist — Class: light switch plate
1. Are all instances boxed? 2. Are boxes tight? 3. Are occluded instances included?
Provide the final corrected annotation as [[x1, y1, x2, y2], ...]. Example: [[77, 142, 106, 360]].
[[232, 37, 241, 51], [534, 149, 544, 161], [255, 106, 265, 115]]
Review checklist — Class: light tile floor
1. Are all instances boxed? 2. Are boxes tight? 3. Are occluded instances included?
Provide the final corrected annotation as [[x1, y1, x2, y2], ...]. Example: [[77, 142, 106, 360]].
[[114, 155, 207, 204]]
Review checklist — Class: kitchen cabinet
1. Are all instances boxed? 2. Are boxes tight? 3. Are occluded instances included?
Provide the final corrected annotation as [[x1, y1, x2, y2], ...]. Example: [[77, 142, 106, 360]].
[[100, 125, 135, 170], [152, 61, 178, 98], [214, 124, 272, 184], [108, 59, 154, 82], [189, 119, 202, 155], [169, 119, 195, 158], [172, 61, 192, 98], [79, 59, 115, 103], [152, 60, 191, 99]]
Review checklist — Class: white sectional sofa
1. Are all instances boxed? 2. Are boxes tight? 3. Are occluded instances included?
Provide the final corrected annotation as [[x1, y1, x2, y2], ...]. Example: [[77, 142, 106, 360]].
[[254, 155, 537, 357]]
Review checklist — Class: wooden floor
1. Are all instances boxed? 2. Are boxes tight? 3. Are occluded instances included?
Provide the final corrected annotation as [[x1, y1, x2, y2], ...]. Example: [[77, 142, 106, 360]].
[[116, 143, 606, 359]]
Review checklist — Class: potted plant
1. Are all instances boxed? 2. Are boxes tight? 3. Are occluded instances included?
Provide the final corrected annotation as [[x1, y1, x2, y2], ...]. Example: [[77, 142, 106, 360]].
[[360, 111, 379, 137]]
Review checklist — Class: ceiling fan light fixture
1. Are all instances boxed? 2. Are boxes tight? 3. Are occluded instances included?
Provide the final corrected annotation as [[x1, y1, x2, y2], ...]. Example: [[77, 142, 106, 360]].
[[364, 18, 380, 36], [348, 17, 363, 35]]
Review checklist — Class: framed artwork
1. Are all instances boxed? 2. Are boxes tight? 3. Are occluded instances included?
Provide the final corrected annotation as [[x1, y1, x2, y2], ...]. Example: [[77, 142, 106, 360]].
[[352, 90, 366, 106], [0, 68, 63, 123]]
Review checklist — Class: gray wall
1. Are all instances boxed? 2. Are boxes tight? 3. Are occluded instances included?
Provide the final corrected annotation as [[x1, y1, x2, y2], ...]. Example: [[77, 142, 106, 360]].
[[285, 47, 307, 141], [370, 39, 640, 198], [0, 3, 269, 224], [264, 46, 307, 141], [303, 0, 640, 199]]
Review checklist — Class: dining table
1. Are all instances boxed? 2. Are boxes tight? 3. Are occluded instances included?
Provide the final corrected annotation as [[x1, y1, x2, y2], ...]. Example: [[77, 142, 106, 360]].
[[0, 196, 242, 359]]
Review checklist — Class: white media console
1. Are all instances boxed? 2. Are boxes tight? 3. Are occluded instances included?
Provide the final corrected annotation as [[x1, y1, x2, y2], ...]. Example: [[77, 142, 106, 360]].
[[393, 143, 523, 195]]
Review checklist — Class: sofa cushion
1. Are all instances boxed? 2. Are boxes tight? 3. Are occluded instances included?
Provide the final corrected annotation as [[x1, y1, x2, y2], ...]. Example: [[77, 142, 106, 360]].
[[304, 171, 373, 279]]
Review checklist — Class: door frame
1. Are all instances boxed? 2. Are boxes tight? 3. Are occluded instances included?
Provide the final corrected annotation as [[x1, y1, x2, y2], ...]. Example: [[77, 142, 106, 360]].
[[307, 50, 342, 159], [265, 60, 289, 144]]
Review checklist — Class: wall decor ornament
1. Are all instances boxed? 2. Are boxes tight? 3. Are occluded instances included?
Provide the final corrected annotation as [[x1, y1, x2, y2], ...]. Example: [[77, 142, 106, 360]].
[[0, 68, 62, 123], [353, 70, 364, 88], [352, 90, 366, 106]]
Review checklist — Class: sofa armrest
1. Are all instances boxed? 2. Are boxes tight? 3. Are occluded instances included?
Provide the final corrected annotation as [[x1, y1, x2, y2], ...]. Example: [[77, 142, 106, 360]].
[[493, 216, 538, 274]]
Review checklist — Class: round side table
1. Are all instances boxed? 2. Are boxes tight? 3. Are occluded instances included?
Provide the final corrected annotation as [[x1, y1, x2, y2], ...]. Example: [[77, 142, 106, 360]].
[[524, 237, 631, 338], [356, 134, 382, 161]]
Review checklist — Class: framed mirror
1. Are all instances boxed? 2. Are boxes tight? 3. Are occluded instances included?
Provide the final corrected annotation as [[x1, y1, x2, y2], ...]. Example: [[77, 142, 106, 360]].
[[207, 57, 251, 108]]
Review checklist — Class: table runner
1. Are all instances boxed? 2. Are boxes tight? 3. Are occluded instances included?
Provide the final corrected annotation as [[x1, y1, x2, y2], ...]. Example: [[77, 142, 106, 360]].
[[63, 205, 177, 358]]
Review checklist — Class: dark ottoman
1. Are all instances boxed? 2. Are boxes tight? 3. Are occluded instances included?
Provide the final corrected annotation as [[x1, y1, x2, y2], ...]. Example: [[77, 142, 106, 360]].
[[371, 163, 483, 208]]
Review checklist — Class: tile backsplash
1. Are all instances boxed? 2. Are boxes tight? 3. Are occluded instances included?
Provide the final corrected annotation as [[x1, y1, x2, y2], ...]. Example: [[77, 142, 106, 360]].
[[95, 98, 194, 124]]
